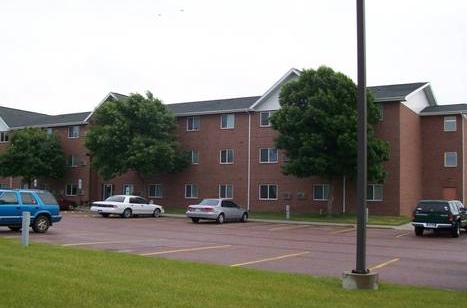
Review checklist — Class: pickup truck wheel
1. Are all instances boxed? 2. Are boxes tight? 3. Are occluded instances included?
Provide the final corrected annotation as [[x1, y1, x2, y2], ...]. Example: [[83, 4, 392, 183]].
[[414, 227, 424, 236], [452, 223, 460, 238]]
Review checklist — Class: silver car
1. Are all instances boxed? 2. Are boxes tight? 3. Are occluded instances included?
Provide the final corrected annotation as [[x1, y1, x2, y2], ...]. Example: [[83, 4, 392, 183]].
[[186, 198, 248, 224], [91, 195, 164, 218]]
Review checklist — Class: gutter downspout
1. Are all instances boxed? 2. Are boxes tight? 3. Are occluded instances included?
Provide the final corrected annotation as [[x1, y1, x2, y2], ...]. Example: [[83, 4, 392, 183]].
[[247, 112, 252, 211]]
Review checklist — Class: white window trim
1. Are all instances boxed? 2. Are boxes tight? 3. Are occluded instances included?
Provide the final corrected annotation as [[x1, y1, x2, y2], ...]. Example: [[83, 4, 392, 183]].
[[219, 149, 234, 164], [313, 184, 329, 201], [219, 184, 233, 199], [260, 111, 272, 127], [444, 152, 458, 167], [148, 184, 163, 198], [444, 116, 457, 132], [259, 184, 278, 200], [186, 117, 200, 131], [68, 126, 80, 138], [185, 184, 198, 199], [220, 114, 235, 129], [259, 148, 278, 163], [367, 184, 384, 201]]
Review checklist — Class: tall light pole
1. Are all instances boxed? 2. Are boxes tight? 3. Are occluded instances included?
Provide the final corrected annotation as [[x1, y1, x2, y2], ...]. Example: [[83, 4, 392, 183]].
[[342, 0, 378, 289], [355, 0, 368, 275]]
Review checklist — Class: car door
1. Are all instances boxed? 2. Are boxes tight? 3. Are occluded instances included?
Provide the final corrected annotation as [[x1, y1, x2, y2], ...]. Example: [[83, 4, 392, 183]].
[[221, 200, 240, 220], [0, 191, 21, 225], [20, 192, 41, 220], [129, 197, 150, 215]]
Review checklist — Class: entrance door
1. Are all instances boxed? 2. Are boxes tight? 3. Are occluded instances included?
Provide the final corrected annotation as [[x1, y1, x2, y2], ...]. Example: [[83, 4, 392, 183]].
[[102, 184, 113, 200], [442, 187, 457, 200]]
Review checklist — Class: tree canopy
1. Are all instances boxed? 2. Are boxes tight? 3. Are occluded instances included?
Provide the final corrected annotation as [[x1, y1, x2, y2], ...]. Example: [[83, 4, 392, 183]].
[[270, 66, 389, 211], [85, 91, 189, 180], [0, 127, 66, 185]]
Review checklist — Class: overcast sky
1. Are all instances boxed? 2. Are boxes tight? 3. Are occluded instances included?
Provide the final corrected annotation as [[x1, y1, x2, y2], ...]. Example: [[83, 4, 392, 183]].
[[1, 0, 466, 115]]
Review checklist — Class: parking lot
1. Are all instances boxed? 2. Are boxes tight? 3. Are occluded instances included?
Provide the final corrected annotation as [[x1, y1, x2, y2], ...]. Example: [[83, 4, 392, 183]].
[[2, 211, 467, 292]]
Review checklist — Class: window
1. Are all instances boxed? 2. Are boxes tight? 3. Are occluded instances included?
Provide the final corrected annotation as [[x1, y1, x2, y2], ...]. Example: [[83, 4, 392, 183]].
[[68, 126, 80, 138], [445, 152, 457, 167], [259, 184, 277, 200], [219, 184, 233, 199], [123, 184, 134, 195], [0, 192, 18, 204], [221, 114, 235, 129], [260, 112, 273, 127], [66, 184, 78, 196], [313, 184, 329, 201], [187, 117, 200, 131], [46, 128, 53, 135], [367, 184, 383, 201], [21, 193, 37, 205], [185, 184, 198, 198], [378, 104, 384, 121], [444, 116, 457, 132], [148, 184, 163, 198], [67, 155, 77, 167], [0, 132, 9, 143], [220, 149, 234, 164], [260, 148, 278, 163], [188, 150, 199, 164]]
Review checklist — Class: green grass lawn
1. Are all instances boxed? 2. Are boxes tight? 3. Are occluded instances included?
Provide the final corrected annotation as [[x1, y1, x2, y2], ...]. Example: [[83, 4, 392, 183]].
[[166, 208, 411, 226], [0, 238, 464, 308]]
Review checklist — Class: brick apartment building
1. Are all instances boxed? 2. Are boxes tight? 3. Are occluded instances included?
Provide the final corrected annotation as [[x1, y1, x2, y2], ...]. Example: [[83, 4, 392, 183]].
[[1, 69, 466, 216]]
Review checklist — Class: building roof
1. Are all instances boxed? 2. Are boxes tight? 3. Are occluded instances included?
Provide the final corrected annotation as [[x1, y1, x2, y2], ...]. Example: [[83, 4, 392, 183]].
[[166, 96, 261, 116], [421, 103, 467, 115], [368, 82, 431, 102], [0, 106, 91, 129]]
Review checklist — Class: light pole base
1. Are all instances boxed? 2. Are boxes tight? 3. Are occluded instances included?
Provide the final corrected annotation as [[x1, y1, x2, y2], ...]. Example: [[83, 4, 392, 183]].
[[342, 271, 378, 290]]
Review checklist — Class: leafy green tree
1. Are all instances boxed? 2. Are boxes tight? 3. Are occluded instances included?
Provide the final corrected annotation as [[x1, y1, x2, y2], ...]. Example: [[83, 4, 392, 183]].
[[85, 91, 189, 180], [270, 66, 389, 214], [0, 127, 66, 186]]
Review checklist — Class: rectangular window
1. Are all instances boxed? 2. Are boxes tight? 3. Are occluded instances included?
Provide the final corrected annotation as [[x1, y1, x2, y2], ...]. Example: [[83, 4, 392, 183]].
[[66, 184, 78, 196], [185, 184, 198, 198], [260, 148, 278, 163], [220, 149, 234, 164], [123, 184, 134, 195], [0, 132, 9, 143], [219, 184, 233, 199], [187, 116, 200, 131], [445, 152, 457, 167], [367, 184, 383, 201], [259, 184, 278, 200], [46, 128, 53, 135], [444, 116, 457, 132], [313, 184, 329, 201], [148, 184, 163, 198], [220, 114, 235, 129], [189, 149, 199, 164], [260, 112, 273, 127], [68, 126, 80, 138], [66, 155, 77, 167]]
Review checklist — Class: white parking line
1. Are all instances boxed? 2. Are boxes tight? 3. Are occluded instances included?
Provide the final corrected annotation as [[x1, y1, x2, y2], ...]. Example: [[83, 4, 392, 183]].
[[230, 251, 309, 267], [140, 245, 232, 256]]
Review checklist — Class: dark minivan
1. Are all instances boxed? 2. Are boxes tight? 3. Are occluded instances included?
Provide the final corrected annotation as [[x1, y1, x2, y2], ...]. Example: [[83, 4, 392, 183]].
[[412, 200, 467, 237]]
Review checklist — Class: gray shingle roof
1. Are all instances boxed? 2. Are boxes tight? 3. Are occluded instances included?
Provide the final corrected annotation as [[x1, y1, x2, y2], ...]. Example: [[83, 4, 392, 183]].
[[0, 106, 91, 129], [421, 103, 467, 115], [166, 96, 261, 116], [368, 82, 429, 102]]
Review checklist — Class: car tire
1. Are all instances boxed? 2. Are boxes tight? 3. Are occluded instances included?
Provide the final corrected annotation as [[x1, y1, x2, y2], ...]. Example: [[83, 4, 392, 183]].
[[240, 212, 248, 222], [451, 223, 460, 238], [100, 213, 109, 218], [8, 226, 21, 232], [191, 217, 200, 223], [216, 213, 225, 224], [32, 215, 50, 233], [153, 208, 161, 218], [121, 208, 132, 218], [414, 227, 424, 236]]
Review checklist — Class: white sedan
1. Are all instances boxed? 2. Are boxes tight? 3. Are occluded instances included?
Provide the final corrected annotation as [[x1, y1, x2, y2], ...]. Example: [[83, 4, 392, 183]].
[[186, 198, 248, 223], [90, 195, 164, 218]]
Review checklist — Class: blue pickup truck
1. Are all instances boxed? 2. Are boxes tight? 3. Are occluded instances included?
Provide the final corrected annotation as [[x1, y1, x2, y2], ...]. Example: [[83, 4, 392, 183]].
[[0, 189, 61, 233]]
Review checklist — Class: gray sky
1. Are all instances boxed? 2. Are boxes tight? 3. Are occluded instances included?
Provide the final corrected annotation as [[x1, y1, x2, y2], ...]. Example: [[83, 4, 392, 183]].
[[1, 0, 466, 115]]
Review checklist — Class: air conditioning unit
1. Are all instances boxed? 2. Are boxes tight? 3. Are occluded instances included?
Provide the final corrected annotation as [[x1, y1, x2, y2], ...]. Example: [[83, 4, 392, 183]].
[[296, 192, 306, 200], [282, 192, 292, 200]]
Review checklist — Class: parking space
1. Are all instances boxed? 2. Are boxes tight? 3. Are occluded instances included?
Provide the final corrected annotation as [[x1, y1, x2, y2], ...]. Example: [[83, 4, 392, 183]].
[[1, 211, 466, 292]]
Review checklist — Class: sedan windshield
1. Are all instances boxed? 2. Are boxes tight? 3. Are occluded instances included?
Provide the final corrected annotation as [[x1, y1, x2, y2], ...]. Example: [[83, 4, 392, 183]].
[[199, 199, 219, 206]]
